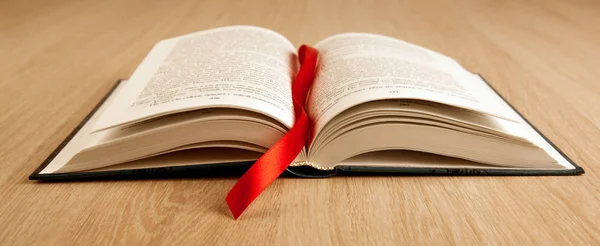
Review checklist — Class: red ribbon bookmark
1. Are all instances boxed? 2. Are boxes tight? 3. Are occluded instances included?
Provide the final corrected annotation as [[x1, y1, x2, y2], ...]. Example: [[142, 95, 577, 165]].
[[226, 45, 319, 219]]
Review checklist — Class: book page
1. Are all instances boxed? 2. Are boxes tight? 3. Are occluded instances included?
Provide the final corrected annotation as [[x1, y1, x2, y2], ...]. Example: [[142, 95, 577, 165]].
[[94, 26, 298, 131], [308, 33, 519, 136]]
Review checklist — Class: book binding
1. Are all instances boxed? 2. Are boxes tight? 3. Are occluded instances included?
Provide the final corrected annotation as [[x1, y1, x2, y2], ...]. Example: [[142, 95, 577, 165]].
[[29, 75, 584, 181]]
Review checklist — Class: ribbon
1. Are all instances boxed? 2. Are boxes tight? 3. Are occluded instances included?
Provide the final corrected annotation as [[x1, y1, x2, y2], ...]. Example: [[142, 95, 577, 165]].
[[226, 45, 319, 219]]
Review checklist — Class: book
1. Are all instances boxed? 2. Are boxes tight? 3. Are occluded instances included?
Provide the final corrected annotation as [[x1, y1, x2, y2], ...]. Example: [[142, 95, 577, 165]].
[[30, 25, 583, 181]]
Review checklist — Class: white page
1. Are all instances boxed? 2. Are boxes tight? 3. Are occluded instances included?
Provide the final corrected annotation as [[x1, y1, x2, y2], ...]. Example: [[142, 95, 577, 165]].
[[308, 33, 519, 136], [40, 81, 129, 174], [94, 26, 298, 131], [470, 74, 575, 169]]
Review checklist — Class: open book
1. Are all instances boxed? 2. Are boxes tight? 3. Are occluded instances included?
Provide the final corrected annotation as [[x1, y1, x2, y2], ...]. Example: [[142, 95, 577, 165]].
[[30, 26, 583, 180]]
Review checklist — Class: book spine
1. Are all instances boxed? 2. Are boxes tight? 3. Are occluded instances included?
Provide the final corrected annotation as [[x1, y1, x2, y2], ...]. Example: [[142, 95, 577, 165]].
[[289, 160, 334, 170]]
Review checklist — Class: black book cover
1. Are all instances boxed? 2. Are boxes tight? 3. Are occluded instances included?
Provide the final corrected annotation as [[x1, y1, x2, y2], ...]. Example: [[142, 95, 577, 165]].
[[29, 75, 584, 181]]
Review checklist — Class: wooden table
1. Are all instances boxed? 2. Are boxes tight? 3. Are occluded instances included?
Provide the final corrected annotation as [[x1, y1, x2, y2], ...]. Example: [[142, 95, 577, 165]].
[[1, 0, 599, 244]]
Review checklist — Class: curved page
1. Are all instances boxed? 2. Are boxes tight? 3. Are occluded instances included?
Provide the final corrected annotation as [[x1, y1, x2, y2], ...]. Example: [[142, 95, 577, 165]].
[[94, 26, 298, 131]]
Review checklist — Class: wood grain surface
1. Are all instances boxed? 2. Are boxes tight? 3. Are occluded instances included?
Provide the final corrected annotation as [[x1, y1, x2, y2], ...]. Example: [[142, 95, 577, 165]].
[[1, 0, 599, 244]]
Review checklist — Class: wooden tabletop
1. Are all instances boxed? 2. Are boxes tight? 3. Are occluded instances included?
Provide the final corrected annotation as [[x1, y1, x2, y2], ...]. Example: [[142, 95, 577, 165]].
[[1, 0, 599, 244]]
